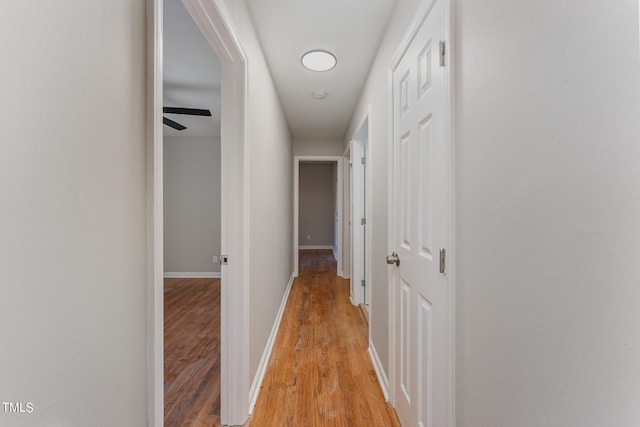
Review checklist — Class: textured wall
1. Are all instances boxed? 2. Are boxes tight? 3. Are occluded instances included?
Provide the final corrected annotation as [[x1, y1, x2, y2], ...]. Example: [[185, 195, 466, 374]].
[[454, 1, 640, 425], [224, 0, 294, 385], [0, 1, 148, 425]]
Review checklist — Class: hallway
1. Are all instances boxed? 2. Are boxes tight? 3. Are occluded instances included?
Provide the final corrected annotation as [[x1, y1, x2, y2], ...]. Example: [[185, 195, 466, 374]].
[[245, 250, 400, 426]]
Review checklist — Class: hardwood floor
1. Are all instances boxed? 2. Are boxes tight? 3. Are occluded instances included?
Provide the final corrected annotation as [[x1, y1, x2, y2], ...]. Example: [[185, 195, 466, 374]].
[[164, 278, 220, 427], [245, 249, 401, 427]]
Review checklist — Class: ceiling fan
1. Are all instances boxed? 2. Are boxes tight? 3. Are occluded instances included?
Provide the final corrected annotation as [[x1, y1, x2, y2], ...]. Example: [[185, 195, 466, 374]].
[[163, 106, 212, 131]]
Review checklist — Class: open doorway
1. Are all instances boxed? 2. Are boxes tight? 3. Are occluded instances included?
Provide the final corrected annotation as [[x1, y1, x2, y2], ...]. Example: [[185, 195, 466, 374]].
[[298, 162, 337, 251], [150, 0, 250, 424], [347, 112, 371, 315], [163, 0, 222, 424], [293, 156, 343, 277]]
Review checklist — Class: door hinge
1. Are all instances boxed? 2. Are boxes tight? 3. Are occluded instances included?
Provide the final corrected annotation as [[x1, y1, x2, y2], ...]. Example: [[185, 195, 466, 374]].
[[361, 279, 366, 287], [439, 40, 446, 67], [439, 249, 446, 274], [220, 255, 228, 265], [361, 217, 366, 226], [361, 156, 366, 165]]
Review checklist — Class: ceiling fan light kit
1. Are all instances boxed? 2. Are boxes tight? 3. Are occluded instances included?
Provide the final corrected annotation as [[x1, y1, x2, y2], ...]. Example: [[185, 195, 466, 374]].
[[301, 50, 337, 72]]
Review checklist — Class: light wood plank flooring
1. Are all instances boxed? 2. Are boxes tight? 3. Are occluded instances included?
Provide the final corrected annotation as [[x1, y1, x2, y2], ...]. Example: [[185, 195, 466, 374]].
[[164, 278, 220, 426], [245, 249, 400, 427]]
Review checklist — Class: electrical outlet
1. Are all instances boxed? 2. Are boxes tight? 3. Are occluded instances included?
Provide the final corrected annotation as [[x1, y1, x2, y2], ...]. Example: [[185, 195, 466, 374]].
[[306, 234, 311, 240], [213, 256, 219, 264]]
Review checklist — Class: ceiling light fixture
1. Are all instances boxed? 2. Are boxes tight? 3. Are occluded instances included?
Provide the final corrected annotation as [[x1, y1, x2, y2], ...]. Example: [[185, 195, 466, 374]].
[[301, 50, 337, 72], [312, 91, 328, 100]]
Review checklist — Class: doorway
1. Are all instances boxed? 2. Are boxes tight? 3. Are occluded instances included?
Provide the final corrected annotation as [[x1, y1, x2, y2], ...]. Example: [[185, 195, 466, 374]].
[[162, 1, 222, 424], [293, 156, 343, 277], [347, 111, 372, 312], [149, 0, 250, 425]]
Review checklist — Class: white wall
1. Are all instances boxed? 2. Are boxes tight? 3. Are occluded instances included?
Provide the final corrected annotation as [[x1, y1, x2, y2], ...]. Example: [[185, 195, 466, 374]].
[[0, 1, 147, 426], [224, 0, 294, 382], [299, 163, 336, 246], [454, 1, 640, 425], [294, 137, 344, 156], [345, 0, 423, 376], [164, 136, 221, 274]]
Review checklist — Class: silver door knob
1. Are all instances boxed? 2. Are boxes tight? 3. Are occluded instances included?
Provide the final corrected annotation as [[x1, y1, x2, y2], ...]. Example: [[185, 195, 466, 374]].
[[386, 252, 400, 267]]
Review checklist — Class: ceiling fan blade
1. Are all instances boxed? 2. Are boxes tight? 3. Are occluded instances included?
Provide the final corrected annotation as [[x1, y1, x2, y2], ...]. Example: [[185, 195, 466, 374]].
[[163, 107, 212, 116], [163, 117, 187, 131]]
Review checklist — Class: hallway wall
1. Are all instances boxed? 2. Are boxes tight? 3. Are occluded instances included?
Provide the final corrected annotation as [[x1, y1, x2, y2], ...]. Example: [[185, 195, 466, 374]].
[[345, 0, 423, 378], [454, 0, 640, 425], [293, 137, 344, 156], [224, 0, 295, 384], [0, 1, 147, 425]]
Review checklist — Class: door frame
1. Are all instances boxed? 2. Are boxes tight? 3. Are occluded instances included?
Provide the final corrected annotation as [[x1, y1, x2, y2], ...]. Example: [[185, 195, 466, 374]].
[[387, 0, 455, 423], [293, 156, 344, 277], [342, 146, 351, 280], [347, 106, 372, 308], [147, 0, 251, 425]]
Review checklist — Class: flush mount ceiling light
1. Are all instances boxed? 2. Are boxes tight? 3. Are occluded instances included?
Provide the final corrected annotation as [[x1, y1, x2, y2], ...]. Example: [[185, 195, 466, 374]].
[[312, 91, 328, 100], [301, 50, 337, 72]]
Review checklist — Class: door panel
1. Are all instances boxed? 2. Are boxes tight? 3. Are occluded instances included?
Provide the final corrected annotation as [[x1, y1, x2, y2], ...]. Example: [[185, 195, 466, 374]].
[[418, 116, 433, 259], [401, 132, 413, 250], [400, 280, 412, 403], [392, 0, 449, 425], [418, 296, 433, 427]]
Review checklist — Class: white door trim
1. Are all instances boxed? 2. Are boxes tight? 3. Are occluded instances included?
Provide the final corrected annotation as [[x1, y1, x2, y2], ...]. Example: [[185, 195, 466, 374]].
[[348, 106, 373, 309], [148, 0, 251, 425], [293, 156, 344, 277], [386, 0, 455, 423], [146, 1, 163, 425], [341, 145, 351, 280]]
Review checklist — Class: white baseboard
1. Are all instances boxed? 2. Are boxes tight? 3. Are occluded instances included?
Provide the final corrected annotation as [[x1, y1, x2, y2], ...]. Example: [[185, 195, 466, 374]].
[[369, 340, 390, 401], [299, 245, 334, 250], [248, 272, 295, 414], [163, 272, 221, 279]]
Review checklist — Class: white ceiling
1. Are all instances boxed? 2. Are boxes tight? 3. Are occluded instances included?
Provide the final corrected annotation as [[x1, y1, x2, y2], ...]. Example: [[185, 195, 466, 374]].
[[163, 0, 221, 137], [164, 0, 395, 139], [246, 0, 396, 138]]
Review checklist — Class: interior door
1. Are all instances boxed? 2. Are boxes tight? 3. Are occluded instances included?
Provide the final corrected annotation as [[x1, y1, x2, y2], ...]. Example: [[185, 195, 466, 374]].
[[391, 0, 450, 425]]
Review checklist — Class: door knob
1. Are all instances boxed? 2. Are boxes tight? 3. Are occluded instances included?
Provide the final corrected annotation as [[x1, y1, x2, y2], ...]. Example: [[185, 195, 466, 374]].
[[386, 252, 400, 267]]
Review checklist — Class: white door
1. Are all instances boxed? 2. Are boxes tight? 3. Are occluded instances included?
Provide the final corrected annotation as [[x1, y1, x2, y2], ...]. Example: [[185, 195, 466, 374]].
[[391, 0, 450, 425]]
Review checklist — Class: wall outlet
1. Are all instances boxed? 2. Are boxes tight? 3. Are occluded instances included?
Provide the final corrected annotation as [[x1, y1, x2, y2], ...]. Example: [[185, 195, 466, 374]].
[[213, 256, 219, 264], [306, 234, 311, 240]]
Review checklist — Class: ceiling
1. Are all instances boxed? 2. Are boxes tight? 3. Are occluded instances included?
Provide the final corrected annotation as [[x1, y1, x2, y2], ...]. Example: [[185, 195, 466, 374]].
[[245, 0, 396, 138], [164, 0, 395, 139], [163, 0, 221, 137]]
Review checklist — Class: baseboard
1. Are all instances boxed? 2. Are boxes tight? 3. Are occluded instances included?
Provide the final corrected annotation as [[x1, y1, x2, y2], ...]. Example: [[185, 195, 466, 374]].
[[368, 340, 390, 401], [299, 245, 334, 250], [248, 272, 295, 414], [163, 272, 221, 279]]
